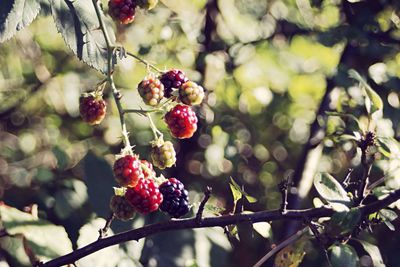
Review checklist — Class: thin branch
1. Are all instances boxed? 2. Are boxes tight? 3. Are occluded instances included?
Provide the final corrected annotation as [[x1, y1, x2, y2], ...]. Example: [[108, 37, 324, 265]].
[[125, 52, 163, 73], [40, 188, 400, 267], [196, 186, 212, 224], [253, 227, 309, 267], [279, 179, 290, 214], [92, 0, 132, 151], [98, 213, 115, 240]]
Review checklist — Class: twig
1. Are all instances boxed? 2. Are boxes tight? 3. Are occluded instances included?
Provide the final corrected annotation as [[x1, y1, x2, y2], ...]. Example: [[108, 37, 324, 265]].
[[92, 0, 132, 151], [196, 186, 212, 224], [253, 227, 309, 267], [125, 52, 163, 73], [40, 188, 400, 267], [308, 221, 332, 267], [279, 179, 290, 214], [342, 168, 354, 189], [98, 213, 115, 240]]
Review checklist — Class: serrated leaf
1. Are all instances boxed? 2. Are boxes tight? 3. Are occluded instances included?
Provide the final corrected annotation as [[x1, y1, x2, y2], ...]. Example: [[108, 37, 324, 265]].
[[348, 69, 383, 114], [0, 205, 73, 262], [330, 244, 358, 267], [0, 0, 41, 43], [354, 239, 385, 267], [314, 173, 351, 205], [50, 0, 117, 74], [252, 222, 271, 238]]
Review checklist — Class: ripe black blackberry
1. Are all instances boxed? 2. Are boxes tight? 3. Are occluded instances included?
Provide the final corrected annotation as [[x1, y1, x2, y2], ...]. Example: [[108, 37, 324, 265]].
[[159, 69, 188, 98], [159, 178, 190, 218]]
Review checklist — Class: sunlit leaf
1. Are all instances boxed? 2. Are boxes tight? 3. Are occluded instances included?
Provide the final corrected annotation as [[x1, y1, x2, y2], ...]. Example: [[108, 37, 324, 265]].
[[0, 0, 41, 42], [50, 0, 117, 73], [313, 173, 351, 205], [0, 205, 72, 262], [252, 222, 271, 238], [274, 238, 307, 267], [348, 69, 383, 114]]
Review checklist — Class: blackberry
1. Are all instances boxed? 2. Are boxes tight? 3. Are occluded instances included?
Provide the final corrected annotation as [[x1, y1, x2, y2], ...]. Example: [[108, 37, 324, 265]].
[[159, 178, 190, 218], [108, 0, 137, 24], [159, 69, 188, 98], [137, 74, 165, 106], [79, 93, 106, 125], [150, 140, 176, 169], [179, 81, 205, 106], [165, 104, 198, 139]]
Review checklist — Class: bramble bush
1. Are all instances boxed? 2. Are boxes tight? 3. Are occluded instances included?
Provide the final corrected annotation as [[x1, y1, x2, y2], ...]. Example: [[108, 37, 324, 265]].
[[0, 0, 400, 267]]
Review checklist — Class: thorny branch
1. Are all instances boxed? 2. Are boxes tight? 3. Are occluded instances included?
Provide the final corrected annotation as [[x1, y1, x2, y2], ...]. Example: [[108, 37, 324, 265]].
[[40, 188, 400, 267]]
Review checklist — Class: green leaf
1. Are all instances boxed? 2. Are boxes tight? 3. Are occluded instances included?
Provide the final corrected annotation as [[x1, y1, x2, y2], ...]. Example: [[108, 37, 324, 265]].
[[252, 222, 271, 238], [348, 69, 383, 114], [330, 208, 361, 235], [229, 177, 257, 204], [354, 239, 385, 267], [0, 205, 73, 262], [275, 238, 307, 267], [0, 0, 41, 42], [50, 0, 117, 74], [325, 111, 362, 131], [379, 209, 398, 231], [229, 177, 242, 203], [379, 209, 398, 221], [329, 244, 358, 267], [314, 173, 351, 205]]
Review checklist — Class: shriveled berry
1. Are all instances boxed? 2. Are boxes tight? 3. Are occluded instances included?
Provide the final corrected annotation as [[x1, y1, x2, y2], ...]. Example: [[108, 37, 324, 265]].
[[140, 159, 156, 179], [179, 81, 205, 106], [108, 0, 136, 24], [113, 155, 144, 187], [159, 178, 190, 218], [137, 0, 158, 10], [150, 141, 176, 169], [79, 94, 106, 125], [125, 178, 163, 214], [159, 69, 188, 98], [110, 195, 135, 220], [138, 74, 165, 106], [165, 104, 198, 139]]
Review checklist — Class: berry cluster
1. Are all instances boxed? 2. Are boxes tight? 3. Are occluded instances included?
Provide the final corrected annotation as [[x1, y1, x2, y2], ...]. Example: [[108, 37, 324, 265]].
[[110, 153, 190, 218], [108, 0, 159, 24], [79, 69, 204, 221]]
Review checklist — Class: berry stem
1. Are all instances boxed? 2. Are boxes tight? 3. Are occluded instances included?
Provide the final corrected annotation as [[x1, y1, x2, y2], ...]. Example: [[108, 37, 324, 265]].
[[124, 108, 163, 115], [92, 0, 132, 152], [147, 113, 163, 141], [126, 51, 163, 73]]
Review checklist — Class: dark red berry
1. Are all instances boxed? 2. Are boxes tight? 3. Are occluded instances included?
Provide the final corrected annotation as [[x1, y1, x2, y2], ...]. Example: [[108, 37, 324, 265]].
[[140, 159, 156, 179], [159, 69, 188, 98], [159, 178, 190, 218], [110, 195, 135, 220], [137, 74, 164, 106], [113, 155, 144, 187], [165, 104, 198, 139], [79, 94, 106, 125], [179, 81, 205, 106], [125, 178, 163, 214], [108, 0, 136, 24]]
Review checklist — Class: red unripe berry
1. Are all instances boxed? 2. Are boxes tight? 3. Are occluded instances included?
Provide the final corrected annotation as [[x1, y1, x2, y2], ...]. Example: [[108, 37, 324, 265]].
[[79, 94, 106, 125], [125, 178, 163, 214], [165, 104, 198, 139], [140, 159, 156, 179], [138, 74, 164, 106], [108, 0, 136, 24], [113, 155, 144, 187]]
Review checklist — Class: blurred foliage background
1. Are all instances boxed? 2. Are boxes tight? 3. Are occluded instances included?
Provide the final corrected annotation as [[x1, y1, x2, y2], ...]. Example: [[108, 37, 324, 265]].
[[1, 0, 400, 266]]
